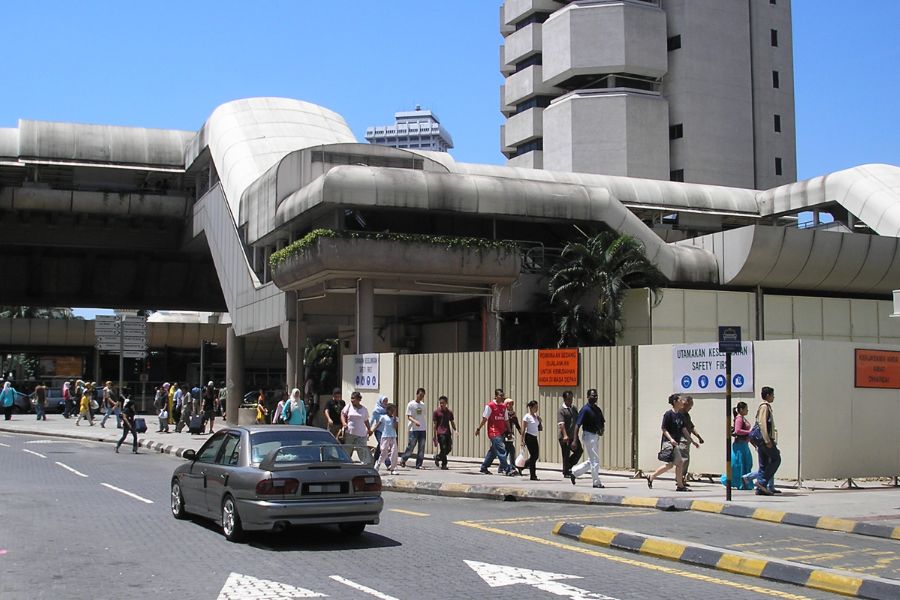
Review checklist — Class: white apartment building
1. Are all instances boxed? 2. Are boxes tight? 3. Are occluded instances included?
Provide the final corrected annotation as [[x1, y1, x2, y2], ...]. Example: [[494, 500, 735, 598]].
[[365, 105, 454, 152], [500, 0, 797, 189]]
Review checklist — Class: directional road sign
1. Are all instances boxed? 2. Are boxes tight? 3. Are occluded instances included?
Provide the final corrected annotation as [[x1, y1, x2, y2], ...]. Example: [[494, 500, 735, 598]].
[[465, 560, 617, 599]]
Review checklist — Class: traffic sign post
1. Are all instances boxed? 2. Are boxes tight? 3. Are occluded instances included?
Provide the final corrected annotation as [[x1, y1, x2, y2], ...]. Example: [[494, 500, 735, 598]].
[[718, 326, 741, 502]]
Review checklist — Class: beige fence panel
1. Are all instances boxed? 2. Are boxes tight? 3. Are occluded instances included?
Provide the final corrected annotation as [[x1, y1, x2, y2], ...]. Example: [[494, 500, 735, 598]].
[[397, 346, 635, 470]]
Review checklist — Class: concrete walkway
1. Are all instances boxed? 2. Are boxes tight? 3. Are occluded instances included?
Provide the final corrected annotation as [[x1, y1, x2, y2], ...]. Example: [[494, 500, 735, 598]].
[[2, 413, 898, 532]]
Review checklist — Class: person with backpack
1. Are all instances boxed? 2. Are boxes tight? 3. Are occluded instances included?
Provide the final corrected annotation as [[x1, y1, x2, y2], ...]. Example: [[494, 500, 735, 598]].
[[475, 388, 513, 476], [569, 389, 606, 488], [750, 386, 781, 496]]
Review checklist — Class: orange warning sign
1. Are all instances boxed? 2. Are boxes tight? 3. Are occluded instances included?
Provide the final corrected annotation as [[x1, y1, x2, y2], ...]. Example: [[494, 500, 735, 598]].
[[855, 349, 900, 389], [538, 349, 579, 387]]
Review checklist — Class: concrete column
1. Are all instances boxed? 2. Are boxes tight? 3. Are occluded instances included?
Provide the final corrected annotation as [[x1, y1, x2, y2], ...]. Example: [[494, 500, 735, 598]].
[[483, 297, 502, 351], [225, 326, 244, 425], [356, 278, 375, 354], [281, 319, 305, 392]]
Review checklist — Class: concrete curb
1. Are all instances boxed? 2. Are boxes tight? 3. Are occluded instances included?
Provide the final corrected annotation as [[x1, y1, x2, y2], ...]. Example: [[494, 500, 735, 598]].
[[381, 478, 900, 541], [553, 522, 900, 600]]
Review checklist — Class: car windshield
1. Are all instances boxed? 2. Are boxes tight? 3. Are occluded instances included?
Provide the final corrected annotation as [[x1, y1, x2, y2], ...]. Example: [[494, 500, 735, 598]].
[[250, 430, 350, 465]]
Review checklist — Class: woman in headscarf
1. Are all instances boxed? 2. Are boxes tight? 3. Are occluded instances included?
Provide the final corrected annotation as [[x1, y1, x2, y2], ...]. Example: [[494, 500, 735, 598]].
[[282, 388, 307, 426], [1, 381, 17, 421]]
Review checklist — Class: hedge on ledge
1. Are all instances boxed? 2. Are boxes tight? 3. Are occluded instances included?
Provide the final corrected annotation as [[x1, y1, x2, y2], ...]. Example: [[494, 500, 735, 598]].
[[269, 229, 520, 269]]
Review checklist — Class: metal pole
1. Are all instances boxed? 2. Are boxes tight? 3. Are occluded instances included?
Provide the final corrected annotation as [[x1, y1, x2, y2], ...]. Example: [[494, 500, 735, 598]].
[[725, 352, 733, 502], [199, 341, 205, 391], [118, 315, 125, 404]]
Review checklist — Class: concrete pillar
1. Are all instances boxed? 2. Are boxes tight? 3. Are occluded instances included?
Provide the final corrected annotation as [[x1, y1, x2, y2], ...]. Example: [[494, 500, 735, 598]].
[[281, 319, 305, 392], [356, 278, 375, 354], [483, 298, 502, 351], [225, 326, 244, 425]]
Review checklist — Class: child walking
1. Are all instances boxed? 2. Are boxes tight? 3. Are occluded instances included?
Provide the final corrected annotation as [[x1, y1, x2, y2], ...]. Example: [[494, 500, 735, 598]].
[[373, 403, 399, 474]]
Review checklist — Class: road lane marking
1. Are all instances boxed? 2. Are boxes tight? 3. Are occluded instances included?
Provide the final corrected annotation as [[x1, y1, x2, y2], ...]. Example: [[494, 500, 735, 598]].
[[100, 483, 153, 504], [473, 510, 654, 525], [455, 520, 812, 600], [22, 449, 46, 458], [217, 572, 325, 598], [0, 442, 9, 447], [388, 508, 429, 517], [55, 462, 88, 478], [329, 575, 398, 599], [466, 559, 619, 599]]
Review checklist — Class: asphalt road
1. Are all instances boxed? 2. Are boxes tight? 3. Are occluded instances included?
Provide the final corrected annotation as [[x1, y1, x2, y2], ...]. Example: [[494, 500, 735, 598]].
[[0, 432, 846, 600]]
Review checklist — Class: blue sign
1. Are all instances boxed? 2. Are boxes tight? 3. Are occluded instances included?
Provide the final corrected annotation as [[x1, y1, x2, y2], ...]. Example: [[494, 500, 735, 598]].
[[698, 375, 709, 389], [680, 375, 692, 389], [733, 374, 745, 388], [715, 374, 727, 389]]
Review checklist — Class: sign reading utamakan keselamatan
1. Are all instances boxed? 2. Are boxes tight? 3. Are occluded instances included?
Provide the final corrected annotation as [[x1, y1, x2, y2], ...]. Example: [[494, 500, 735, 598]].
[[537, 349, 579, 387], [855, 349, 900, 389]]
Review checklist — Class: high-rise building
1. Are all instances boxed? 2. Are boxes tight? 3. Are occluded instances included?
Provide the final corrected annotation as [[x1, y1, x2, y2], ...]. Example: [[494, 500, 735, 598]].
[[365, 105, 454, 152], [500, 0, 796, 189]]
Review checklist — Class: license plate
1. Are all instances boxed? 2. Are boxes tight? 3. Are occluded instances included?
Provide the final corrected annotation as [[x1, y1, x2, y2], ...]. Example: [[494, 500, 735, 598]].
[[308, 483, 341, 493]]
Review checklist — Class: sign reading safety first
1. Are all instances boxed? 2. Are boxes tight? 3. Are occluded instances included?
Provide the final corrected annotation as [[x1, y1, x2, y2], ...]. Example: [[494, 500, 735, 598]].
[[672, 342, 754, 394], [353, 354, 379, 390]]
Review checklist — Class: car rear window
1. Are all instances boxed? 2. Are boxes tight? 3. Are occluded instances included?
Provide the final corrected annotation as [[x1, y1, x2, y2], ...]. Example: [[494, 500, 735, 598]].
[[249, 430, 347, 464]]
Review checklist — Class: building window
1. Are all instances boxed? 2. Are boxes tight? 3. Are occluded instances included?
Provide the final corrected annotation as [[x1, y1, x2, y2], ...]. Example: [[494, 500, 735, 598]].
[[770, 0, 776, 4], [770, 29, 778, 47], [670, 169, 684, 182], [774, 114, 781, 132], [667, 35, 681, 51], [775, 157, 783, 176], [669, 123, 683, 140], [772, 70, 780, 88]]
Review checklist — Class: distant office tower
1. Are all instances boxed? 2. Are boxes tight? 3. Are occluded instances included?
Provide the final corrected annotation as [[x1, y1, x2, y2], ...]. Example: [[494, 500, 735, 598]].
[[365, 106, 454, 152], [500, 0, 796, 189]]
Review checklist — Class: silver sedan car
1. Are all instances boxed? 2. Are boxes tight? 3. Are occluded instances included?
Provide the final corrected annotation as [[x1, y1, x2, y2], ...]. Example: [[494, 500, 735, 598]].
[[170, 425, 383, 542]]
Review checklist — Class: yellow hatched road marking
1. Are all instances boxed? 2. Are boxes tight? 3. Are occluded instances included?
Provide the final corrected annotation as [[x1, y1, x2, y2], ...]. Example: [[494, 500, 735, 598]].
[[389, 508, 429, 517], [455, 520, 813, 600]]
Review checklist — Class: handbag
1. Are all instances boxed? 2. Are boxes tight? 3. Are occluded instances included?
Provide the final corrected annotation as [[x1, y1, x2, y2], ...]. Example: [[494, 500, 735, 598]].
[[657, 442, 674, 463], [90, 399, 99, 410], [514, 447, 527, 469], [748, 422, 763, 446]]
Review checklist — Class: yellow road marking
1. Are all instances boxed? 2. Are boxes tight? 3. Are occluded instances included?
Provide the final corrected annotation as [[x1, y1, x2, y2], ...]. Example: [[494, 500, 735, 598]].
[[470, 509, 654, 525], [455, 520, 813, 600], [815, 517, 856, 533], [389, 508, 429, 517]]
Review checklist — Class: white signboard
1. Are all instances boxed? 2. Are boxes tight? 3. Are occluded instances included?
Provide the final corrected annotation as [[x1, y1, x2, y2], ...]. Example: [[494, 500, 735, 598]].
[[672, 342, 754, 394], [353, 354, 379, 390]]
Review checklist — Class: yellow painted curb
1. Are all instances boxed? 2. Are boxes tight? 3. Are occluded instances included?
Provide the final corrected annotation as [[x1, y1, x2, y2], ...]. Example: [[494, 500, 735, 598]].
[[440, 483, 473, 494], [640, 538, 686, 560], [622, 496, 659, 508], [892, 526, 900, 541], [715, 553, 767, 577], [815, 516, 856, 533], [690, 500, 725, 514], [579, 527, 618, 547], [806, 570, 863, 596], [751, 508, 786, 523]]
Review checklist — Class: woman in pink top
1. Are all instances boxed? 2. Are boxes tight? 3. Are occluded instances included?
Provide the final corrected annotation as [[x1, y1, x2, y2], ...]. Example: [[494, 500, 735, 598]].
[[722, 401, 754, 489], [341, 391, 373, 461]]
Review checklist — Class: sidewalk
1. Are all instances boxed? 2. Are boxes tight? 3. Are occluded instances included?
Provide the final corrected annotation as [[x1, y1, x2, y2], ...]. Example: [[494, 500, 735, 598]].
[[2, 414, 898, 531]]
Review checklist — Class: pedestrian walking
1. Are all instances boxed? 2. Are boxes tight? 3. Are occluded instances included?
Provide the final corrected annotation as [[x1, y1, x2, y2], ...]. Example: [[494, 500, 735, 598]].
[[62, 381, 73, 418], [255, 389, 268, 424], [100, 381, 116, 428], [175, 385, 193, 433], [75, 385, 94, 426], [399, 388, 427, 469], [721, 401, 754, 489], [372, 403, 399, 474], [370, 395, 389, 464], [341, 391, 372, 461], [569, 389, 606, 488], [282, 388, 307, 425], [521, 400, 542, 480], [324, 388, 345, 438], [680, 396, 704, 486], [154, 386, 169, 432], [432, 395, 457, 470], [504, 398, 522, 472], [646, 394, 697, 491], [557, 391, 582, 480], [273, 391, 287, 425], [475, 388, 513, 476], [1, 381, 17, 421], [33, 382, 47, 421], [115, 398, 139, 454], [202, 382, 216, 433], [751, 386, 781, 496], [168, 382, 178, 425]]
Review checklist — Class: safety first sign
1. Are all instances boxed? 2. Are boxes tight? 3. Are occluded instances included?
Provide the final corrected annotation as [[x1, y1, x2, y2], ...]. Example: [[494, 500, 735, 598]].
[[672, 342, 754, 394]]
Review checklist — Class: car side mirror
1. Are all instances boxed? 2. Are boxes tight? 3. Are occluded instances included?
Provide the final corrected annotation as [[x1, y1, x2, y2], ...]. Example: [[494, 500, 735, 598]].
[[182, 449, 196, 461]]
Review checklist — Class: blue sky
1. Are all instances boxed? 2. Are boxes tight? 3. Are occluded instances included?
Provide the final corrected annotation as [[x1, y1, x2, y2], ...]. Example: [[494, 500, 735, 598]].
[[1, 1, 896, 317]]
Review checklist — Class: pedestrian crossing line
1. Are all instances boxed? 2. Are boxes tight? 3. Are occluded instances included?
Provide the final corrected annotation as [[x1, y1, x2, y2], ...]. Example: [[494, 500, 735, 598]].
[[389, 508, 429, 517], [0, 442, 9, 447], [454, 520, 813, 600], [22, 448, 46, 458], [55, 462, 88, 478]]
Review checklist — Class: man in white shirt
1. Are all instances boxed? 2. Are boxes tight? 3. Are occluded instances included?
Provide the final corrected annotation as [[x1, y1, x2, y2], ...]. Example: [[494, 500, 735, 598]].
[[399, 388, 427, 469]]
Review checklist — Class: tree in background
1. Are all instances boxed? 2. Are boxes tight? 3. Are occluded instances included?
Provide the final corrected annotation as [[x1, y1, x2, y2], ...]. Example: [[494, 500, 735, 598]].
[[0, 306, 80, 380], [304, 338, 340, 394], [0, 307, 79, 319], [548, 232, 666, 348]]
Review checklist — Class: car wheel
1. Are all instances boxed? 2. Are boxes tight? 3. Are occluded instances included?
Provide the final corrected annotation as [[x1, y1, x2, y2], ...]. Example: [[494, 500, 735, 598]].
[[222, 495, 244, 542], [339, 522, 366, 536], [170, 480, 187, 520]]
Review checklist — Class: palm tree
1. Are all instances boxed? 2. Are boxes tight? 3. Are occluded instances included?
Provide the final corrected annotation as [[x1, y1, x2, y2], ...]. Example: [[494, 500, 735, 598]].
[[548, 231, 667, 347], [304, 338, 340, 394], [0, 306, 78, 319]]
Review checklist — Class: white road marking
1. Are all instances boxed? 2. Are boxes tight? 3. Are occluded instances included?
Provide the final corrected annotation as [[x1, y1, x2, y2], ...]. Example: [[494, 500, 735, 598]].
[[25, 440, 64, 444], [217, 572, 326, 599], [0, 442, 9, 447], [329, 576, 399, 600], [100, 483, 153, 504], [22, 449, 46, 458], [55, 462, 88, 477], [465, 560, 619, 600]]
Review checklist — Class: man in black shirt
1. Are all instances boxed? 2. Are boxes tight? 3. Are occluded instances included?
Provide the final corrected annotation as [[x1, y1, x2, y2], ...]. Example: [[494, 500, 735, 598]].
[[557, 390, 582, 479], [569, 389, 606, 488], [324, 388, 344, 438]]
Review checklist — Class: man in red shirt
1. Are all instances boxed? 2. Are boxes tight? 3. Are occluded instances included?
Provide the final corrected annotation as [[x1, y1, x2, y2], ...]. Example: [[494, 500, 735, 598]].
[[474, 388, 513, 475], [432, 395, 456, 469]]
